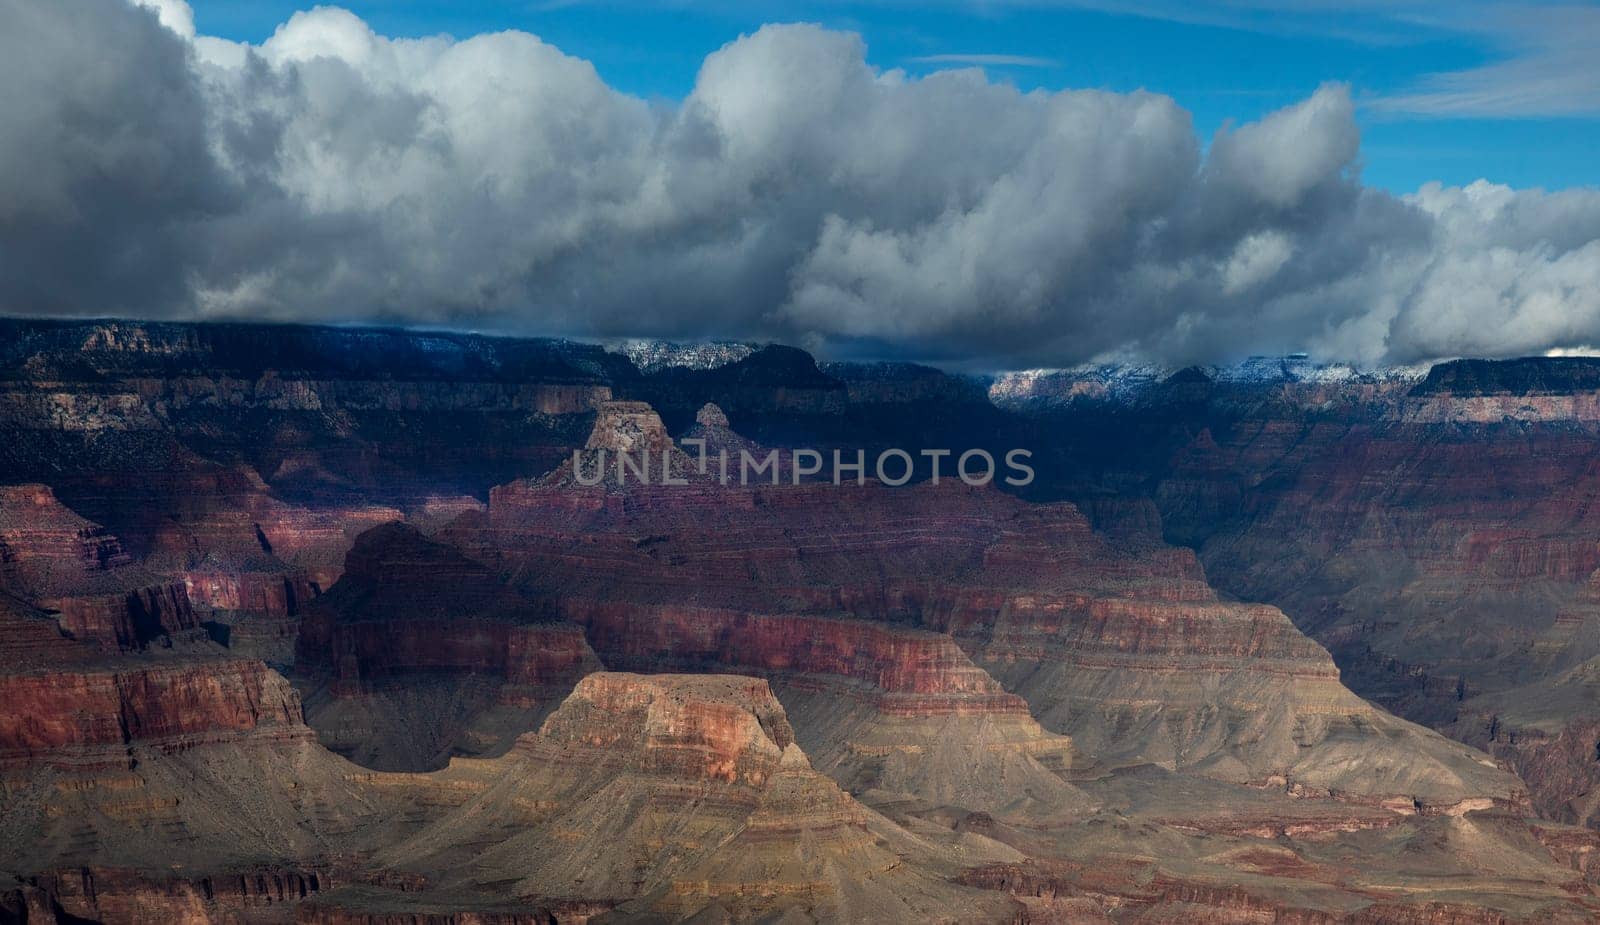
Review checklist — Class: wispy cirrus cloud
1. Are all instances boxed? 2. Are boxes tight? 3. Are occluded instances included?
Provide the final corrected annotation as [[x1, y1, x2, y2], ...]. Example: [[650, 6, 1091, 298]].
[[1373, 4, 1600, 117], [953, 0, 1600, 118]]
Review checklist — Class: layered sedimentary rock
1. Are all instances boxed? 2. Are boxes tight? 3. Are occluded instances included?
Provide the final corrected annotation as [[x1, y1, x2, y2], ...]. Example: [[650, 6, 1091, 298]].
[[459, 457, 1515, 812], [294, 523, 601, 770], [1445, 657, 1600, 829], [4, 866, 335, 925], [7, 459, 391, 633], [0, 319, 625, 510], [67, 461, 398, 592], [582, 400, 674, 455], [445, 407, 1088, 820], [0, 471, 384, 665], [975, 356, 1600, 836], [0, 320, 624, 662], [0, 484, 199, 649], [567, 602, 1091, 821], [414, 401, 1600, 918], [1402, 357, 1600, 422], [0, 593, 390, 924], [0, 590, 95, 669], [0, 651, 304, 774], [1062, 362, 1600, 827], [324, 672, 1023, 924], [0, 484, 131, 583], [10, 323, 1600, 920]]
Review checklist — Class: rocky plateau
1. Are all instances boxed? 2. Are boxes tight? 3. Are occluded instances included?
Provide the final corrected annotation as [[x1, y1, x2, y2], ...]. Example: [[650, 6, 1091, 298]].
[[4, 319, 1600, 922]]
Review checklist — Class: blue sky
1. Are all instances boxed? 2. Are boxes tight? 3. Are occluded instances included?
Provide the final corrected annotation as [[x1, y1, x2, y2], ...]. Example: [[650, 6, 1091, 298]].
[[187, 0, 1599, 193]]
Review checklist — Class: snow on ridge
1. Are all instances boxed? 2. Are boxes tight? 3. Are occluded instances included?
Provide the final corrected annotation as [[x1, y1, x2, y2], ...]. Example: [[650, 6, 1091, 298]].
[[615, 339, 759, 374], [990, 354, 1428, 408]]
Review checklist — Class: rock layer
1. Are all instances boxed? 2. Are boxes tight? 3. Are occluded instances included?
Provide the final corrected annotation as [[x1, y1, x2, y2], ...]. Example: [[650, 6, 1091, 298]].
[[294, 524, 601, 769], [7, 324, 1600, 921], [348, 672, 1023, 923], [457, 467, 1516, 809]]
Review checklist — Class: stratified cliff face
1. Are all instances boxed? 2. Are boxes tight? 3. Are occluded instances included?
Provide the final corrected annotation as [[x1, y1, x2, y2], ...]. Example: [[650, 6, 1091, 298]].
[[312, 672, 1024, 925], [434, 407, 1089, 821], [1000, 355, 1600, 838], [0, 319, 626, 655], [11, 323, 1600, 922], [559, 601, 1092, 821], [1160, 417, 1600, 688], [1128, 379, 1600, 825], [459, 442, 1514, 810], [412, 403, 1600, 921], [0, 484, 198, 649], [0, 319, 624, 503], [0, 466, 387, 662], [66, 460, 399, 600], [293, 524, 601, 770], [0, 592, 389, 925], [0, 590, 308, 778], [574, 605, 1027, 715], [0, 485, 131, 582], [0, 653, 304, 772]]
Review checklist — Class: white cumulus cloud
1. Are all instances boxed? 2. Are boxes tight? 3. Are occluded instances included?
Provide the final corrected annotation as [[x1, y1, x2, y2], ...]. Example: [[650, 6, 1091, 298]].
[[0, 0, 1598, 369]]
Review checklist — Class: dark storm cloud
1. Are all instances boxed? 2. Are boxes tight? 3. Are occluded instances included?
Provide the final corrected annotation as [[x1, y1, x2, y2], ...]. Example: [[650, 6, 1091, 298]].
[[0, 0, 233, 317], [2, 0, 1599, 368]]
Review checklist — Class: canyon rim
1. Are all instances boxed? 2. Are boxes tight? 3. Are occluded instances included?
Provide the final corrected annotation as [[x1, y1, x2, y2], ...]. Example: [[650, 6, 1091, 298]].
[[7, 0, 1600, 922]]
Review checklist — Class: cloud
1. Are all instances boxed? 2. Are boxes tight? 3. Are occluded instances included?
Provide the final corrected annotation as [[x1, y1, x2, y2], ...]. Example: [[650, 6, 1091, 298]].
[[0, 0, 1598, 369], [1373, 5, 1600, 117], [1385, 181, 1600, 359], [0, 0, 232, 317], [916, 0, 1600, 118]]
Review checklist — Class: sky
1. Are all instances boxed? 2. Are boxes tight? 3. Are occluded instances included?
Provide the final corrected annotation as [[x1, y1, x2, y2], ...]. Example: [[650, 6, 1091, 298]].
[[186, 0, 1600, 193], [2, 0, 1599, 370]]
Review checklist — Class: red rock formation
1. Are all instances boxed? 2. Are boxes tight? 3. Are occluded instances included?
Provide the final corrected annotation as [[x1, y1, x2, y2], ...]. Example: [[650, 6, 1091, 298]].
[[338, 673, 1022, 923], [294, 523, 601, 769], [534, 672, 797, 784], [582, 400, 673, 455], [182, 563, 321, 614], [979, 358, 1600, 845], [40, 581, 198, 651], [0, 466, 400, 666], [0, 484, 200, 649], [9, 326, 1600, 921], [453, 465, 1515, 808], [555, 600, 1092, 821], [0, 594, 380, 916], [0, 590, 94, 667], [0, 649, 307, 772], [296, 523, 592, 692], [1135, 383, 1600, 821], [0, 484, 131, 583], [570, 604, 1029, 716], [88, 462, 399, 589]]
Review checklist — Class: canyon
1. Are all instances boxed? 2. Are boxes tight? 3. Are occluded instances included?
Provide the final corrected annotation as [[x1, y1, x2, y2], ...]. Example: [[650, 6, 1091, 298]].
[[1004, 358, 1600, 835], [4, 320, 1600, 921]]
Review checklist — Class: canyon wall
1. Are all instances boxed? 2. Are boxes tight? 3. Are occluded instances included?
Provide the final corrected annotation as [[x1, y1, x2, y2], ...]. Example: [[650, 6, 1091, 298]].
[[7, 322, 1600, 921]]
